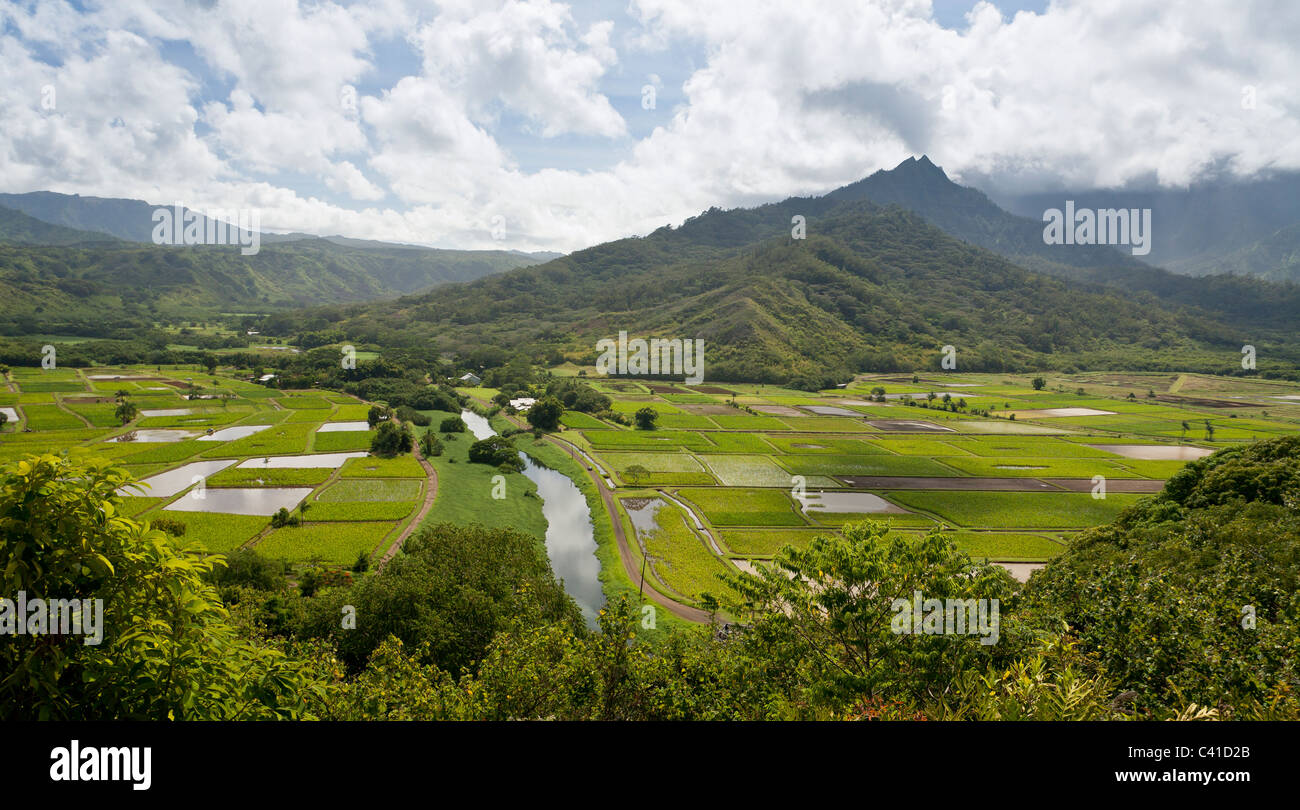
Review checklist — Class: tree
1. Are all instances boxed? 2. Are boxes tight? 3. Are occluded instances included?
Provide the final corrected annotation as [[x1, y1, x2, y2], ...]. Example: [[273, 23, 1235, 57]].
[[419, 429, 443, 457], [440, 416, 467, 433], [0, 454, 321, 719], [367, 404, 392, 428], [297, 522, 582, 675], [726, 522, 1020, 708], [526, 396, 563, 431], [634, 406, 659, 430], [1031, 377, 1046, 390], [468, 436, 523, 471], [114, 400, 138, 425], [623, 464, 650, 485], [370, 420, 413, 457]]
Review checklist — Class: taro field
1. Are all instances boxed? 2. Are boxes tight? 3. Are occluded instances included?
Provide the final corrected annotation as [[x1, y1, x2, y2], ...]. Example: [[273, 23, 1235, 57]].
[[519, 371, 1300, 611], [0, 364, 427, 570]]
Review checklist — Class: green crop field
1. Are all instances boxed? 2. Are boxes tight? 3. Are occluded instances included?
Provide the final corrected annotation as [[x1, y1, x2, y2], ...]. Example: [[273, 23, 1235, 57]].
[[622, 496, 737, 604], [676, 487, 807, 526], [885, 490, 1146, 529], [144, 511, 270, 555], [255, 521, 396, 564], [317, 478, 424, 501]]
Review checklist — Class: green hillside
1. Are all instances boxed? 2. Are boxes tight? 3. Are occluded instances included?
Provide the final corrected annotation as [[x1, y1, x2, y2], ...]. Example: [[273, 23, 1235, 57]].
[[0, 237, 549, 335], [262, 196, 1300, 383]]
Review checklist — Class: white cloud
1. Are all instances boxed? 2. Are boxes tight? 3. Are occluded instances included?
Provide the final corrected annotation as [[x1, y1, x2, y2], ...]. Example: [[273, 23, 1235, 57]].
[[0, 0, 1297, 252]]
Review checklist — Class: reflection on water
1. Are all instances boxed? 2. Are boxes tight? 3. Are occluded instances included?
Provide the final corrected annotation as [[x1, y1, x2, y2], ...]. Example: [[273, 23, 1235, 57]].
[[460, 410, 604, 627], [120, 459, 237, 497], [164, 487, 315, 516], [236, 452, 367, 469]]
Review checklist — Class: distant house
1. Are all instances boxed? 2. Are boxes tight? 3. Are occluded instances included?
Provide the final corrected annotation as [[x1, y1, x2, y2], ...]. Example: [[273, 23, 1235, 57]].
[[458, 372, 482, 386], [246, 330, 260, 336], [509, 397, 536, 412], [257, 373, 277, 383]]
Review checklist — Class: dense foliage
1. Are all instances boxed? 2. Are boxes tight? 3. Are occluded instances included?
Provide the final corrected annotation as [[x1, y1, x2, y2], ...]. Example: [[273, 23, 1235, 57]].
[[4, 436, 1297, 721]]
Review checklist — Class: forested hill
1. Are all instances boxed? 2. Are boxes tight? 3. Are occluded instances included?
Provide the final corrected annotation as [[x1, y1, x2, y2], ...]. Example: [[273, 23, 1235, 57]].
[[263, 197, 1300, 384], [0, 205, 123, 246], [0, 237, 549, 335]]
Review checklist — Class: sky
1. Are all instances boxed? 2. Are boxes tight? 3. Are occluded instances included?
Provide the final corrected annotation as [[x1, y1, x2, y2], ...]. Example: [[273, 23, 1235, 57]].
[[2, 0, 1298, 252]]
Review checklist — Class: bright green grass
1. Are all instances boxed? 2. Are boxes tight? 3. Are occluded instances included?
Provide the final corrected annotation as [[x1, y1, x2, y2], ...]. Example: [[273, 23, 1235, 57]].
[[699, 432, 778, 453], [135, 411, 246, 428], [419, 441, 545, 537], [764, 436, 887, 454], [623, 497, 736, 604], [885, 490, 1146, 529], [339, 455, 425, 478], [867, 437, 975, 455], [946, 531, 1064, 560], [61, 402, 121, 427], [277, 396, 332, 410], [15, 392, 56, 403], [331, 403, 373, 420], [719, 527, 831, 556], [148, 511, 269, 555], [116, 496, 167, 517], [312, 430, 375, 452], [16, 380, 86, 393], [1108, 459, 1194, 478], [709, 414, 792, 431], [206, 466, 334, 487], [199, 423, 315, 457], [284, 409, 334, 424], [21, 405, 86, 430], [805, 511, 939, 528], [936, 456, 1139, 478], [698, 454, 798, 487], [600, 452, 708, 472], [777, 417, 871, 432], [559, 411, 608, 429], [304, 501, 417, 521], [582, 430, 713, 451], [0, 427, 105, 444], [114, 440, 208, 465], [775, 454, 957, 477], [317, 478, 424, 501], [255, 521, 394, 564], [958, 437, 1119, 458], [655, 413, 720, 430], [676, 487, 806, 527], [233, 409, 292, 426]]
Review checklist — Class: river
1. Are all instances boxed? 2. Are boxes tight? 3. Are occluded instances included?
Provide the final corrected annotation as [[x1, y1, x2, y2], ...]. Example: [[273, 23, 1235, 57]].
[[460, 409, 604, 627]]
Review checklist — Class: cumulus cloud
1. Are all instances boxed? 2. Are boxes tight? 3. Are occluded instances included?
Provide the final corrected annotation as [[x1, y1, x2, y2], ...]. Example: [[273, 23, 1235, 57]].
[[0, 0, 1297, 252]]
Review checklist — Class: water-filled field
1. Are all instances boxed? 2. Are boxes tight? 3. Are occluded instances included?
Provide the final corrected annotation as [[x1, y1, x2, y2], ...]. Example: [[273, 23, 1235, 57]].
[[1, 365, 424, 568], [527, 370, 1300, 610]]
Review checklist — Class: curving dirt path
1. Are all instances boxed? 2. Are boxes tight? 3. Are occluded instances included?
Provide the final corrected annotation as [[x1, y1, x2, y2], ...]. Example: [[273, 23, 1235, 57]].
[[546, 435, 710, 623], [376, 435, 438, 571]]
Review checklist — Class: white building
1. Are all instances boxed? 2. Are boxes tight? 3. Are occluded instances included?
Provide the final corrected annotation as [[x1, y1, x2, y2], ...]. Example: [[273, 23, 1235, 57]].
[[509, 397, 536, 412]]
